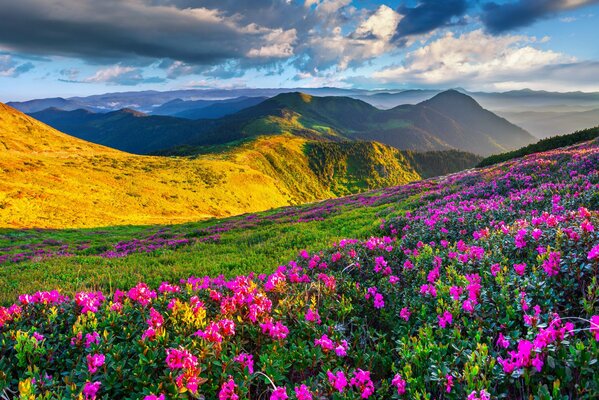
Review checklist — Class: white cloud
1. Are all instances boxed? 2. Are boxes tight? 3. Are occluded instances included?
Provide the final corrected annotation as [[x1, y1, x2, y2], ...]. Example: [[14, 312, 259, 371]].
[[372, 30, 574, 89], [83, 66, 137, 83], [0, 54, 34, 77], [247, 29, 297, 58]]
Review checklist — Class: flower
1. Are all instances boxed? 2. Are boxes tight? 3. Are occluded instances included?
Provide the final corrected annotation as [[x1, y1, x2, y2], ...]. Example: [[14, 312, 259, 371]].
[[327, 370, 348, 393], [588, 245, 599, 260], [219, 377, 239, 400], [83, 381, 101, 400], [591, 316, 599, 341], [144, 395, 165, 400], [438, 311, 453, 329], [165, 348, 198, 370], [392, 373, 406, 395], [234, 353, 254, 374], [294, 384, 312, 400], [305, 308, 321, 324], [513, 263, 526, 276], [350, 369, 375, 399], [400, 307, 411, 321], [270, 386, 288, 400], [86, 354, 105, 374], [445, 375, 454, 393]]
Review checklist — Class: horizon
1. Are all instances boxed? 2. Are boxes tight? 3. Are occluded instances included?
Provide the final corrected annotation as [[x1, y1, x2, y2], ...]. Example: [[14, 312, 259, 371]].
[[1, 0, 599, 101]]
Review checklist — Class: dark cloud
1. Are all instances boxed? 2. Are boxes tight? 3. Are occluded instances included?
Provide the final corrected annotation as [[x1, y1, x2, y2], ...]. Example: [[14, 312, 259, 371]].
[[482, 0, 599, 34], [394, 0, 469, 39], [0, 0, 299, 67]]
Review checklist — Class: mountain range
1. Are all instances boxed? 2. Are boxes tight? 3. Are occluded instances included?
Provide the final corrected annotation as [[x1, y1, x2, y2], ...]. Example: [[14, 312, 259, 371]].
[[0, 102, 481, 228], [29, 90, 535, 156]]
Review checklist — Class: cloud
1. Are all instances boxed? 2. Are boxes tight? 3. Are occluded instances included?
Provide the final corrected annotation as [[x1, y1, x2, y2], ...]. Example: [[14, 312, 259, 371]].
[[80, 65, 165, 85], [393, 0, 469, 40], [296, 5, 402, 72], [0, 0, 298, 67], [371, 30, 573, 88], [0, 55, 34, 77], [482, 0, 599, 34]]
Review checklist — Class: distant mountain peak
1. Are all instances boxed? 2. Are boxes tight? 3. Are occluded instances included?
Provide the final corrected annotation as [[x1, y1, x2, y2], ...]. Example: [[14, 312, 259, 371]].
[[116, 108, 146, 117], [423, 90, 482, 109]]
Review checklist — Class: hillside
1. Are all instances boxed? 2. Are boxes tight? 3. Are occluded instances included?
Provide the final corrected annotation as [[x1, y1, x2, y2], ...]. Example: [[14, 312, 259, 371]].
[[0, 134, 597, 398], [499, 108, 599, 138], [0, 103, 436, 228]]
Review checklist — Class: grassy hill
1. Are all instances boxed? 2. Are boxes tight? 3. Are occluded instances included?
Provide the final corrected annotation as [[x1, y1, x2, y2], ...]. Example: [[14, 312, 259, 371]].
[[1, 103, 442, 229]]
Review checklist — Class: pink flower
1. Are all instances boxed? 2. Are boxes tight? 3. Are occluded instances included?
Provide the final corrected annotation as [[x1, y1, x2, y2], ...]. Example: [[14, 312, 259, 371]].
[[588, 245, 599, 260], [438, 311, 453, 328], [294, 384, 313, 400], [445, 375, 454, 393], [373, 293, 385, 309], [392, 374, 406, 395], [490, 263, 501, 276], [327, 370, 348, 393], [219, 377, 239, 400], [400, 307, 411, 321], [165, 348, 198, 370], [83, 381, 101, 400], [85, 332, 100, 348], [591, 316, 599, 341], [127, 282, 157, 306], [350, 369, 375, 399], [314, 334, 334, 351], [270, 386, 288, 400], [513, 263, 526, 276], [234, 353, 254, 374], [335, 340, 349, 357], [260, 320, 289, 340], [144, 395, 165, 400], [542, 251, 561, 276], [305, 308, 321, 324], [86, 354, 105, 374], [496, 333, 510, 349]]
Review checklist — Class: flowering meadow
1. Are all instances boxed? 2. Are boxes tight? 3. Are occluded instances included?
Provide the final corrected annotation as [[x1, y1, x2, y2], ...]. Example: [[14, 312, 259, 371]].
[[1, 140, 599, 399]]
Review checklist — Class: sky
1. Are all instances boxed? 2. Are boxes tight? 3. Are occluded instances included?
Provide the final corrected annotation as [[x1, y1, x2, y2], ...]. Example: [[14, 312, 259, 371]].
[[1, 0, 599, 101]]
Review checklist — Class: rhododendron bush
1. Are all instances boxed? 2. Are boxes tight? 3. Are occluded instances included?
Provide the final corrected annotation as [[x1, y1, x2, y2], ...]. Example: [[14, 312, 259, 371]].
[[1, 141, 599, 399]]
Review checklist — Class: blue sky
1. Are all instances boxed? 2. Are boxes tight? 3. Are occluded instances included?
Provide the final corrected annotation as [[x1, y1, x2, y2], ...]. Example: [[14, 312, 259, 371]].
[[1, 0, 599, 101]]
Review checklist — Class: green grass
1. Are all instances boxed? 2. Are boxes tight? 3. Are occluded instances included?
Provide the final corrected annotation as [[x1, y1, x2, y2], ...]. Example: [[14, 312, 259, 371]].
[[0, 195, 415, 304]]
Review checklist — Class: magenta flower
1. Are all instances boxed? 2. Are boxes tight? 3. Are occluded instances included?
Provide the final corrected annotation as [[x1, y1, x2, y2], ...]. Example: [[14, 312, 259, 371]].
[[496, 333, 510, 348], [350, 369, 375, 399], [591, 316, 599, 341], [542, 251, 561, 276], [86, 353, 105, 374], [144, 395, 165, 400], [294, 384, 313, 400], [445, 375, 454, 393], [305, 308, 321, 324], [327, 370, 348, 393], [588, 244, 599, 260], [438, 311, 453, 328], [219, 377, 239, 400], [392, 373, 406, 395], [513, 263, 526, 276], [400, 307, 411, 321], [85, 332, 100, 348], [270, 386, 288, 400], [83, 381, 101, 400], [234, 353, 254, 374], [165, 348, 198, 370]]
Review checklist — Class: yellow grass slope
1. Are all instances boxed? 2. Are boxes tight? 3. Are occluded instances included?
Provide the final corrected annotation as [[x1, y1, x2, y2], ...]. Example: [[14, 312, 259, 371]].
[[0, 103, 304, 228], [0, 103, 422, 228]]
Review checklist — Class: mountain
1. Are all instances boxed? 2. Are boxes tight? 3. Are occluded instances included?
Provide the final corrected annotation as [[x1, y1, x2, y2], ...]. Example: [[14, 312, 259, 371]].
[[2, 102, 458, 228], [6, 97, 102, 113], [192, 90, 534, 156], [29, 107, 216, 154], [498, 108, 599, 138], [173, 96, 269, 119], [29, 91, 529, 156]]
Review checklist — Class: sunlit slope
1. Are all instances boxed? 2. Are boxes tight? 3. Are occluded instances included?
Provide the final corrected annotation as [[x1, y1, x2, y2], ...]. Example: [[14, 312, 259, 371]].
[[0, 103, 423, 228]]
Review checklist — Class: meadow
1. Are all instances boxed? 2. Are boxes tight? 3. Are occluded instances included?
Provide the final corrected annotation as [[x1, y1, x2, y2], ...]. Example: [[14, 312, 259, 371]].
[[0, 139, 598, 399]]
